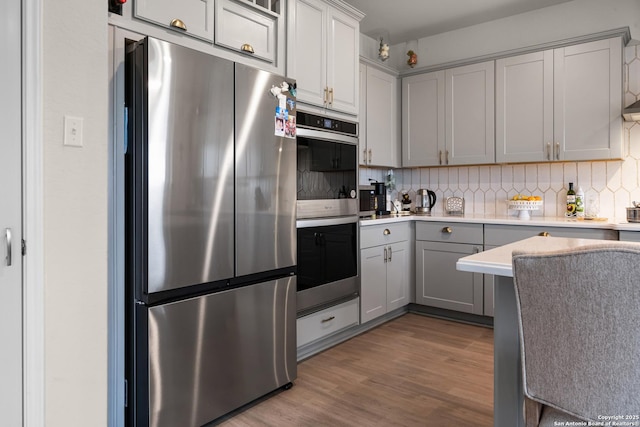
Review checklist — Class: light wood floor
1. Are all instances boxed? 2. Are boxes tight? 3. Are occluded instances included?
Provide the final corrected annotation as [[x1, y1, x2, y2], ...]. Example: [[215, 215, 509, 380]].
[[217, 313, 494, 426]]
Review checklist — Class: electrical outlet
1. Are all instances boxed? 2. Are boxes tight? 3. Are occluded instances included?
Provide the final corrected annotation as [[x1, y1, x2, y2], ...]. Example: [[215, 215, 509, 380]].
[[64, 115, 83, 147]]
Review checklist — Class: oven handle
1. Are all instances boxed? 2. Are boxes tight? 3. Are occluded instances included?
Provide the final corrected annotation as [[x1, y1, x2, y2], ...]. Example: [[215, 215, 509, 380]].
[[296, 127, 359, 145], [296, 215, 358, 228]]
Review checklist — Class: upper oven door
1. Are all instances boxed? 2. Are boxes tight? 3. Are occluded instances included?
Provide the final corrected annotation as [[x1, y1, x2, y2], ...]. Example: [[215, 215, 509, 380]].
[[296, 128, 358, 218]]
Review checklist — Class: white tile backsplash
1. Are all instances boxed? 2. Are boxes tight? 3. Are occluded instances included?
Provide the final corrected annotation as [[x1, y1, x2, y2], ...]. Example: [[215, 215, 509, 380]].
[[360, 45, 640, 220]]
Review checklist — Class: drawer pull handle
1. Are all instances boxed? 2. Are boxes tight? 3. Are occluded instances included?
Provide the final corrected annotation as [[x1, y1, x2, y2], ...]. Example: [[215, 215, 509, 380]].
[[321, 316, 335, 323], [539, 231, 550, 237], [442, 227, 452, 234], [240, 43, 255, 54], [169, 18, 187, 31], [383, 228, 391, 235]]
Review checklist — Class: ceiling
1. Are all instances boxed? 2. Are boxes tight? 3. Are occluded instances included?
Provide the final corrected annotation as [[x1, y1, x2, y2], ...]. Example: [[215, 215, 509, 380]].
[[343, 0, 574, 44]]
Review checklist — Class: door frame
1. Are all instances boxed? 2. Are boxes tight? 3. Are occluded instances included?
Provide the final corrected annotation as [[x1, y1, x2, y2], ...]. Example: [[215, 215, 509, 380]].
[[23, 0, 45, 425]]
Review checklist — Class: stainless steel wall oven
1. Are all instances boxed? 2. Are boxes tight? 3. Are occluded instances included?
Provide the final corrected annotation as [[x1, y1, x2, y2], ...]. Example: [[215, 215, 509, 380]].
[[296, 112, 359, 314]]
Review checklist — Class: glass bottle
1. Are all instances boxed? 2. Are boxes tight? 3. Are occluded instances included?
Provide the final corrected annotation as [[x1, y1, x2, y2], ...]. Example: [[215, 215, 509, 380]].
[[566, 182, 576, 217]]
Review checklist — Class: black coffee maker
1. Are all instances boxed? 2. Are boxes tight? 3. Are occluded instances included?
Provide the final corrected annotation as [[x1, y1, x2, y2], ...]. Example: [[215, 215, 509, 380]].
[[369, 180, 389, 216]]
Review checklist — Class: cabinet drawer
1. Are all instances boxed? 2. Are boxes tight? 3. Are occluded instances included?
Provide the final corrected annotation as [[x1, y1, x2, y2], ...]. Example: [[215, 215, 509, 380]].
[[135, 0, 214, 41], [297, 298, 359, 348], [416, 222, 483, 244], [619, 231, 640, 242], [215, 0, 277, 63], [360, 223, 411, 248], [484, 224, 617, 246]]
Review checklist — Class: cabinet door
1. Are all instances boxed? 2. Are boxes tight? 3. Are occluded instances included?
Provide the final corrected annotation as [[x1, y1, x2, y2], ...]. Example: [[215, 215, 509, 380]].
[[360, 246, 387, 323], [326, 6, 359, 115], [496, 51, 554, 163], [386, 241, 409, 311], [289, 0, 327, 108], [135, 0, 214, 41], [359, 63, 368, 165], [445, 61, 495, 165], [416, 241, 483, 315], [554, 38, 622, 161], [402, 71, 445, 167], [366, 66, 400, 167], [214, 0, 277, 64]]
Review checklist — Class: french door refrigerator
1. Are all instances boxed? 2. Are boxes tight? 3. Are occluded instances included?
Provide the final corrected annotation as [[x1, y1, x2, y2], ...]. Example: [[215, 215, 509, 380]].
[[125, 37, 297, 427]]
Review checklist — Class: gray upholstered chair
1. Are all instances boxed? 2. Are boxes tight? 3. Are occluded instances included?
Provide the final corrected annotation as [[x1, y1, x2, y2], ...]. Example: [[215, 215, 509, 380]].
[[512, 242, 640, 427]]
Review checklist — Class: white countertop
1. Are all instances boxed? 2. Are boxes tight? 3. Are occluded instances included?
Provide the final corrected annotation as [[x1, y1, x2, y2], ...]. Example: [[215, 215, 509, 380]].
[[359, 212, 640, 231], [455, 235, 627, 277]]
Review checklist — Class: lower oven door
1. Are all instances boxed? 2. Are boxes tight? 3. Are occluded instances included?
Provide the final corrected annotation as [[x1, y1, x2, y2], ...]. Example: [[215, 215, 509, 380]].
[[296, 216, 359, 314]]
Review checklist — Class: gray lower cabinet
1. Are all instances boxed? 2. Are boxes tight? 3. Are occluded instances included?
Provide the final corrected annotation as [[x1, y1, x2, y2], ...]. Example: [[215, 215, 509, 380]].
[[360, 223, 411, 323], [619, 231, 640, 242], [484, 224, 619, 316], [415, 222, 484, 315]]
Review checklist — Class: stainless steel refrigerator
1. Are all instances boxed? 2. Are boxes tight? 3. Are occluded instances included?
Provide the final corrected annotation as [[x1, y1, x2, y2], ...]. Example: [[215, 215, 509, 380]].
[[125, 37, 297, 427]]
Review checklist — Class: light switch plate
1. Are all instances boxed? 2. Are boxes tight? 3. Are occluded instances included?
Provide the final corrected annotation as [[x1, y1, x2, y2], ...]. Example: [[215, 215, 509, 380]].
[[64, 115, 83, 147]]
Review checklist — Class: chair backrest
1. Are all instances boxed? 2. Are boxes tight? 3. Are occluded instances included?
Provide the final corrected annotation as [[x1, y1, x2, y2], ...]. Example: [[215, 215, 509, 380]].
[[512, 242, 640, 421]]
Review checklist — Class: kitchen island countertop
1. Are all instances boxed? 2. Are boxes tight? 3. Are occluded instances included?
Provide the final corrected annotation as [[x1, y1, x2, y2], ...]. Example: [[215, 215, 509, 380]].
[[455, 236, 640, 427]]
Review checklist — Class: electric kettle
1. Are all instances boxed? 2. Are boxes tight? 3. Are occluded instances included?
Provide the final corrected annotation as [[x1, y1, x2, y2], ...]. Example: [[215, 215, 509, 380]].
[[416, 189, 436, 214]]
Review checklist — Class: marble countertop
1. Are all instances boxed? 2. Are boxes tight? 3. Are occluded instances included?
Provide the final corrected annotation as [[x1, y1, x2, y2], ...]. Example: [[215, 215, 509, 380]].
[[455, 235, 633, 277], [359, 212, 640, 231]]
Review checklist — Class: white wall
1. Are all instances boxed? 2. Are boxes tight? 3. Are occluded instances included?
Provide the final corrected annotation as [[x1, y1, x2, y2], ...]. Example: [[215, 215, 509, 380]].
[[43, 0, 108, 425]]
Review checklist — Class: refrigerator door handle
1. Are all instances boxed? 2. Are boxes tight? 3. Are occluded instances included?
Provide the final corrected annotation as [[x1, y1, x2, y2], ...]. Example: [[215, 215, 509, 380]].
[[4, 228, 11, 267]]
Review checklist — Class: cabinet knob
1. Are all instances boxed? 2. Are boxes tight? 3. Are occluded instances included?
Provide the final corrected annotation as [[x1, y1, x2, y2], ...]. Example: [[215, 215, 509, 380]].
[[323, 87, 329, 105], [546, 142, 551, 161], [368, 149, 372, 163], [555, 142, 560, 160], [240, 43, 255, 54], [328, 87, 334, 105], [383, 228, 391, 235], [539, 231, 550, 237], [169, 18, 187, 31], [388, 246, 392, 261], [442, 227, 452, 234], [439, 150, 443, 165]]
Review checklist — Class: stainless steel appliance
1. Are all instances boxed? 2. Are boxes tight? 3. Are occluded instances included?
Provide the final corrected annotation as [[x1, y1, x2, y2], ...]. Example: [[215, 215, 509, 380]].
[[296, 113, 359, 314], [359, 183, 388, 216], [296, 112, 358, 219], [416, 189, 437, 214], [359, 186, 376, 216], [125, 37, 297, 427]]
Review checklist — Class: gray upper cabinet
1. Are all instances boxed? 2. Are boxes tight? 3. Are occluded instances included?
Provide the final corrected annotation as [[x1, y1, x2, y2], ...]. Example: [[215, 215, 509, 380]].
[[287, 0, 363, 116], [555, 38, 622, 161], [360, 63, 400, 168], [214, 0, 280, 64], [135, 0, 215, 41], [402, 70, 445, 167], [496, 50, 554, 163], [402, 60, 494, 167], [497, 37, 623, 163], [445, 61, 495, 166]]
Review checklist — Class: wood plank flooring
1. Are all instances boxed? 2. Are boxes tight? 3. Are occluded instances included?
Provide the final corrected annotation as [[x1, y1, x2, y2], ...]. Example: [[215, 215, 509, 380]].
[[217, 313, 493, 426]]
